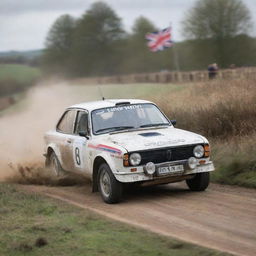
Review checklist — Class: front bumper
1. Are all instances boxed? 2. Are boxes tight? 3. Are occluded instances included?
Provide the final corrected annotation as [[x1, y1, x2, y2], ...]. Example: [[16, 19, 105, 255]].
[[113, 160, 215, 183]]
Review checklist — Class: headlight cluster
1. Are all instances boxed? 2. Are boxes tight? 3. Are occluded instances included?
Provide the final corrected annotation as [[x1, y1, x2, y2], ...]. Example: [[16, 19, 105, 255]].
[[129, 153, 141, 166], [193, 145, 205, 158], [188, 157, 197, 169]]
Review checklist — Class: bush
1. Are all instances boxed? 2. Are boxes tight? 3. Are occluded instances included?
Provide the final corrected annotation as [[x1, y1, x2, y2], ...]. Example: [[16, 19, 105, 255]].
[[0, 64, 41, 97]]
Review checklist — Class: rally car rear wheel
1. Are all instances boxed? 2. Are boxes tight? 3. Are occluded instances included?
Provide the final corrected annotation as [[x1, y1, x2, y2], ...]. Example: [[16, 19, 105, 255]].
[[186, 172, 210, 191], [98, 163, 123, 204]]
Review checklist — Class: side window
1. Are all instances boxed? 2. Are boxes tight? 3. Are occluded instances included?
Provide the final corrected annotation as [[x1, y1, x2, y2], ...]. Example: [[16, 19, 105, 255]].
[[57, 110, 77, 134], [75, 111, 89, 134]]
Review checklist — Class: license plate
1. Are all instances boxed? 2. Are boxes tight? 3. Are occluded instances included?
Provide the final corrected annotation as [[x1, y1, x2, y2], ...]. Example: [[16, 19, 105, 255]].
[[158, 165, 184, 175]]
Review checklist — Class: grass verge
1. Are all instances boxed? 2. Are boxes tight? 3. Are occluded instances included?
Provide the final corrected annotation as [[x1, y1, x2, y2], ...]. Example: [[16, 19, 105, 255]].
[[210, 135, 256, 188], [0, 64, 41, 83], [0, 184, 228, 256], [0, 64, 41, 97]]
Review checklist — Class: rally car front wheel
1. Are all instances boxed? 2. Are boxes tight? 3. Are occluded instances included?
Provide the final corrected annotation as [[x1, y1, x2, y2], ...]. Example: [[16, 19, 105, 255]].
[[48, 152, 65, 177], [186, 172, 210, 191], [98, 163, 123, 204]]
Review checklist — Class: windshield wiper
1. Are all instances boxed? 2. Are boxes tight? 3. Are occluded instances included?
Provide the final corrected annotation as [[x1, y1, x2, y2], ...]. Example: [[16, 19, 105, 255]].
[[140, 123, 170, 128], [95, 126, 135, 134]]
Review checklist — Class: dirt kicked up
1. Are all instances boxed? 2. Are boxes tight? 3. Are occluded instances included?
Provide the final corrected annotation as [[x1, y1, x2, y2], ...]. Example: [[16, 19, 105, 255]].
[[1, 81, 256, 256], [0, 81, 100, 181]]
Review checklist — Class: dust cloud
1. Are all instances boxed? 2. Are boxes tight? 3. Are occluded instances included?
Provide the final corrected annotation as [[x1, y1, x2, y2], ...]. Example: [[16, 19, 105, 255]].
[[0, 80, 99, 181]]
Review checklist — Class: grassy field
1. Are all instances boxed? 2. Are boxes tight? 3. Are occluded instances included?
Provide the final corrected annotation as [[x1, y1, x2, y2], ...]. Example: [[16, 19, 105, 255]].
[[0, 184, 228, 256], [0, 64, 41, 83], [0, 64, 41, 97]]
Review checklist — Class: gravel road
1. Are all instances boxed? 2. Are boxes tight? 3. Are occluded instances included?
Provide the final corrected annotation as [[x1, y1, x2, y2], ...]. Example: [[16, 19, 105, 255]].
[[21, 182, 256, 256]]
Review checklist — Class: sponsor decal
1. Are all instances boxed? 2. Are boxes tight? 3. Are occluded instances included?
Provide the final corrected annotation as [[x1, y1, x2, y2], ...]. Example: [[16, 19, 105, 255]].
[[88, 143, 122, 155], [144, 139, 186, 147], [94, 105, 141, 115]]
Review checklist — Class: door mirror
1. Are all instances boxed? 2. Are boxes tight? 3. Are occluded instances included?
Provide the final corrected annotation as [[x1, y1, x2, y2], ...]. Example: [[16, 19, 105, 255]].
[[171, 120, 177, 126], [78, 131, 89, 139]]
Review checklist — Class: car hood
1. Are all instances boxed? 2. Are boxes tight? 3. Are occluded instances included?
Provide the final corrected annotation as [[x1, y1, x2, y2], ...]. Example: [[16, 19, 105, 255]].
[[105, 127, 207, 152]]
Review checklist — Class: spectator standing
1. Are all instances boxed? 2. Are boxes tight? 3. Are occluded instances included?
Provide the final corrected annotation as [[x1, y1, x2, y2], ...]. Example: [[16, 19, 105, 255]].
[[208, 63, 218, 79]]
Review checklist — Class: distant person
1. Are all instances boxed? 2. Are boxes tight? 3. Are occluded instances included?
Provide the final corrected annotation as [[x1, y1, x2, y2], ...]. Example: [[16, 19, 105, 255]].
[[208, 63, 218, 79]]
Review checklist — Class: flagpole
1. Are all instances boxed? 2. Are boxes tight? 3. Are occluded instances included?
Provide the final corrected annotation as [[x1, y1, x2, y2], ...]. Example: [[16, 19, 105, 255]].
[[170, 23, 180, 72], [172, 44, 180, 72]]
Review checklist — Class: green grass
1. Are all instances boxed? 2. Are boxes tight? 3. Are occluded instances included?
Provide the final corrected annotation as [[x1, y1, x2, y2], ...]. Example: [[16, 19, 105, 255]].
[[210, 137, 256, 188], [0, 64, 41, 97], [212, 160, 256, 188], [0, 184, 228, 256], [0, 64, 41, 83], [71, 81, 187, 100]]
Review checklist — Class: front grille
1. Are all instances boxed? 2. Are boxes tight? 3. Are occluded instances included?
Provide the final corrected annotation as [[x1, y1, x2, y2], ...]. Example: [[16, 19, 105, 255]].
[[135, 144, 203, 165]]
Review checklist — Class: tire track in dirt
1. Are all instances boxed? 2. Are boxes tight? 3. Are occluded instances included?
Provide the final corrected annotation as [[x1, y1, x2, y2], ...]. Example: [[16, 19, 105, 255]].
[[20, 182, 256, 256]]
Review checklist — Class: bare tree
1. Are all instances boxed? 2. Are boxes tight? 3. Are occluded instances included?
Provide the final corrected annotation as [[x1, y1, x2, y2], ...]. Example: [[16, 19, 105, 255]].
[[182, 0, 253, 67], [183, 0, 252, 39]]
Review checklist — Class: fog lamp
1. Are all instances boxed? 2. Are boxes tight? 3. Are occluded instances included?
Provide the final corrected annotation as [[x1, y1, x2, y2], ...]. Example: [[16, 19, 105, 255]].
[[188, 157, 197, 169], [144, 162, 156, 175]]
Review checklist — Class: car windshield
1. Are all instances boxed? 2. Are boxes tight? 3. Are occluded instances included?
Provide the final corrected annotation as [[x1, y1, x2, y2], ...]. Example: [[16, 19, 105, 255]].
[[91, 103, 170, 135]]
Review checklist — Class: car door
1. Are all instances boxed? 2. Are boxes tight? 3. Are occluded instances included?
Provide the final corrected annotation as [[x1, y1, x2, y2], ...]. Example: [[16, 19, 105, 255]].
[[72, 110, 90, 173], [56, 109, 77, 171]]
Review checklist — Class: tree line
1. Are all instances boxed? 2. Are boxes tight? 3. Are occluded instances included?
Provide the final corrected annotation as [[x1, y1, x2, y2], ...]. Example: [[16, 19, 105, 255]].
[[42, 0, 256, 77]]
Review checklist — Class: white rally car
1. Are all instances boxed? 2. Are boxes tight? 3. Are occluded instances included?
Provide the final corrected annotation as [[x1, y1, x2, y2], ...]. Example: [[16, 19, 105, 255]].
[[44, 99, 214, 203]]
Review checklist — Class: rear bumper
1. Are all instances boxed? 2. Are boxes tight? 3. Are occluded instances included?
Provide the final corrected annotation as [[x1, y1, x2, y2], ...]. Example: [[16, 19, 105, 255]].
[[113, 160, 214, 183]]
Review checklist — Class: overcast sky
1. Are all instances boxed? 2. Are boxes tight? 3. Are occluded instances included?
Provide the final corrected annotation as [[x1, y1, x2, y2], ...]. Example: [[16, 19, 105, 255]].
[[0, 0, 255, 51]]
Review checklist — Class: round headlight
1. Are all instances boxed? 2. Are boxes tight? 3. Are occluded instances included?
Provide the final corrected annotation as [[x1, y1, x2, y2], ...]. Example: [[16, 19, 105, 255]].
[[129, 153, 141, 166], [188, 157, 197, 169], [144, 162, 156, 175], [193, 145, 204, 158]]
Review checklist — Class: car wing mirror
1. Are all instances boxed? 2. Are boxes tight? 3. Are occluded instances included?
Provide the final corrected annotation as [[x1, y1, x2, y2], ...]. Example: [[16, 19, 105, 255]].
[[78, 131, 89, 139], [171, 120, 177, 126]]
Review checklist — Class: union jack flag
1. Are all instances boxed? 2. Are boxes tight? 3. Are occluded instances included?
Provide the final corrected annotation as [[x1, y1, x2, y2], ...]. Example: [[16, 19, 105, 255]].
[[145, 27, 173, 52]]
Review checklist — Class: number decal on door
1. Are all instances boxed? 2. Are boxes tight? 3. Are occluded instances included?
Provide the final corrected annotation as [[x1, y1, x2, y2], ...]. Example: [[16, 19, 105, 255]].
[[73, 139, 86, 170], [75, 147, 81, 165]]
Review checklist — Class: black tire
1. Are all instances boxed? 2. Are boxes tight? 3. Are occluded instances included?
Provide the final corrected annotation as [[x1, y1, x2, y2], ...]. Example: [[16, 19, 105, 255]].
[[48, 152, 65, 177], [186, 172, 210, 191], [97, 163, 123, 204]]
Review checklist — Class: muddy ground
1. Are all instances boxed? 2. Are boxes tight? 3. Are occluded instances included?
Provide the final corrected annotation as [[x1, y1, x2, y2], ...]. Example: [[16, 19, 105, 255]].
[[1, 81, 256, 256]]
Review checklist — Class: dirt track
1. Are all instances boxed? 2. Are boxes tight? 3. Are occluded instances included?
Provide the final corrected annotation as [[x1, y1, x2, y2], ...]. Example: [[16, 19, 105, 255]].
[[21, 182, 256, 256], [1, 82, 256, 256]]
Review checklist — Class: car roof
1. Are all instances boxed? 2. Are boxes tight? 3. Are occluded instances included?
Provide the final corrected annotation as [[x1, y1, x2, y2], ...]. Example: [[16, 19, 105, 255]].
[[68, 99, 153, 111]]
